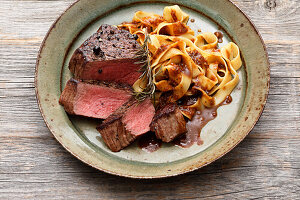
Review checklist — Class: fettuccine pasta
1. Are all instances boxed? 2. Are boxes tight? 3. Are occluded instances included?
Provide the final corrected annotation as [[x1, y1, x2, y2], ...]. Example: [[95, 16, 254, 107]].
[[118, 5, 242, 120]]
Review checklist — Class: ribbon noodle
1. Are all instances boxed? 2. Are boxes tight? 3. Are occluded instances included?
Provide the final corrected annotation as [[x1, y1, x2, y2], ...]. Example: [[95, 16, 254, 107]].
[[119, 5, 242, 120]]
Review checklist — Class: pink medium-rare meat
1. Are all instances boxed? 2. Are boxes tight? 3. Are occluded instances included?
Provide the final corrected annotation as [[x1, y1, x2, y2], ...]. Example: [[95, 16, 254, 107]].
[[97, 100, 136, 152], [97, 98, 155, 152], [59, 78, 132, 119], [150, 104, 187, 142], [69, 24, 142, 85], [122, 98, 155, 136], [97, 114, 136, 152]]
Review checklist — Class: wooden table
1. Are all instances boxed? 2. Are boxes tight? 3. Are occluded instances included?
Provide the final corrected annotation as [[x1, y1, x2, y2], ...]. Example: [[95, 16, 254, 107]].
[[0, 0, 299, 199]]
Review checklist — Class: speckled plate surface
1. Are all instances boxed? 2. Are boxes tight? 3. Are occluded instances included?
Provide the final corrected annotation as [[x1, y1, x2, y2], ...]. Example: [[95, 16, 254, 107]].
[[35, 0, 269, 178]]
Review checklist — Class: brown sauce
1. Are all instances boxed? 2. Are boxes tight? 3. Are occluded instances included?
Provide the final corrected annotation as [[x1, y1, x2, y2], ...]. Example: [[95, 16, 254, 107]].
[[173, 106, 217, 147], [173, 22, 188, 35], [173, 95, 232, 148], [214, 31, 223, 43], [190, 19, 195, 23], [223, 95, 232, 104], [153, 44, 169, 59], [142, 16, 164, 28], [138, 132, 162, 153], [188, 50, 208, 68], [170, 62, 191, 77], [171, 10, 178, 22], [138, 96, 232, 151]]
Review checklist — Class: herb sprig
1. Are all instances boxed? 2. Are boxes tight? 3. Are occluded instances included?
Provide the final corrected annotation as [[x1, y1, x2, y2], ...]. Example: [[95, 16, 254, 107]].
[[133, 34, 156, 101]]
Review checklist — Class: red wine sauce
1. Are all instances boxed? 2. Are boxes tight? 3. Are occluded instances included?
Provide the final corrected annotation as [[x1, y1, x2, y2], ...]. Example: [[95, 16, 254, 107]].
[[173, 95, 232, 148], [138, 132, 162, 153], [138, 96, 232, 151]]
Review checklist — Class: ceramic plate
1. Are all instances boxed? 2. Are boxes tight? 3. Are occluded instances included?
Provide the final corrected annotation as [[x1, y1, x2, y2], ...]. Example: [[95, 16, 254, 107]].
[[35, 0, 269, 178]]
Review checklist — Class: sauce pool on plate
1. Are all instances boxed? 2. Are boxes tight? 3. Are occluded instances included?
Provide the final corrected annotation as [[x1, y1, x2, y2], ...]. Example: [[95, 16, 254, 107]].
[[174, 95, 232, 147], [138, 96, 232, 151], [138, 132, 162, 153]]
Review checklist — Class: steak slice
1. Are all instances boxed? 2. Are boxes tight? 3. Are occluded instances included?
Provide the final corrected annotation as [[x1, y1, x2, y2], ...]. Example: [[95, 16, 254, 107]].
[[97, 98, 155, 152], [150, 104, 187, 142], [69, 24, 142, 85], [59, 78, 132, 119], [122, 98, 155, 136], [97, 100, 136, 152]]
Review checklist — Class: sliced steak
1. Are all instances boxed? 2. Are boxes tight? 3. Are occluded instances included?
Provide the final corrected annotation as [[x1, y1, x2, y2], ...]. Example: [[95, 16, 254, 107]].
[[59, 78, 132, 119], [97, 100, 135, 152], [122, 98, 155, 136], [69, 24, 142, 85], [150, 104, 187, 142], [97, 98, 155, 152]]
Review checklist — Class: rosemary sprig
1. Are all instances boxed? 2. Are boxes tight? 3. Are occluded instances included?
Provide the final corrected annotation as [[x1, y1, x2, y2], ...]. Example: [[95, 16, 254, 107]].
[[133, 33, 156, 101]]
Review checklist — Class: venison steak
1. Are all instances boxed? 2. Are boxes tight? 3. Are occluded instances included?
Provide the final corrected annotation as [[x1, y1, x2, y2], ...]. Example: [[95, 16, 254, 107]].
[[150, 104, 187, 142], [69, 24, 142, 85], [97, 98, 155, 152], [59, 78, 132, 119]]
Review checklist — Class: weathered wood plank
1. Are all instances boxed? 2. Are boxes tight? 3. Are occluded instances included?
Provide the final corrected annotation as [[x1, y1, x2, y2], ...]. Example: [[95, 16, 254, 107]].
[[0, 0, 299, 199], [232, 0, 300, 41], [0, 136, 299, 173], [0, 137, 299, 199]]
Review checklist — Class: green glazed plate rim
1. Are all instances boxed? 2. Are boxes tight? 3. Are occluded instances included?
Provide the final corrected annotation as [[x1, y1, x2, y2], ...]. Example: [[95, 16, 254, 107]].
[[35, 0, 270, 178]]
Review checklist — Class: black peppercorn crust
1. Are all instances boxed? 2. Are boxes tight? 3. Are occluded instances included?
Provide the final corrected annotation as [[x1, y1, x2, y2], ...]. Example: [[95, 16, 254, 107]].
[[68, 24, 142, 84], [77, 24, 141, 62]]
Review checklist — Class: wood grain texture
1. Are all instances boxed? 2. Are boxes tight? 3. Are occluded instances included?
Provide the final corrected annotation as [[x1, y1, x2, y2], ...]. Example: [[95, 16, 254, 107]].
[[0, 0, 299, 199]]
